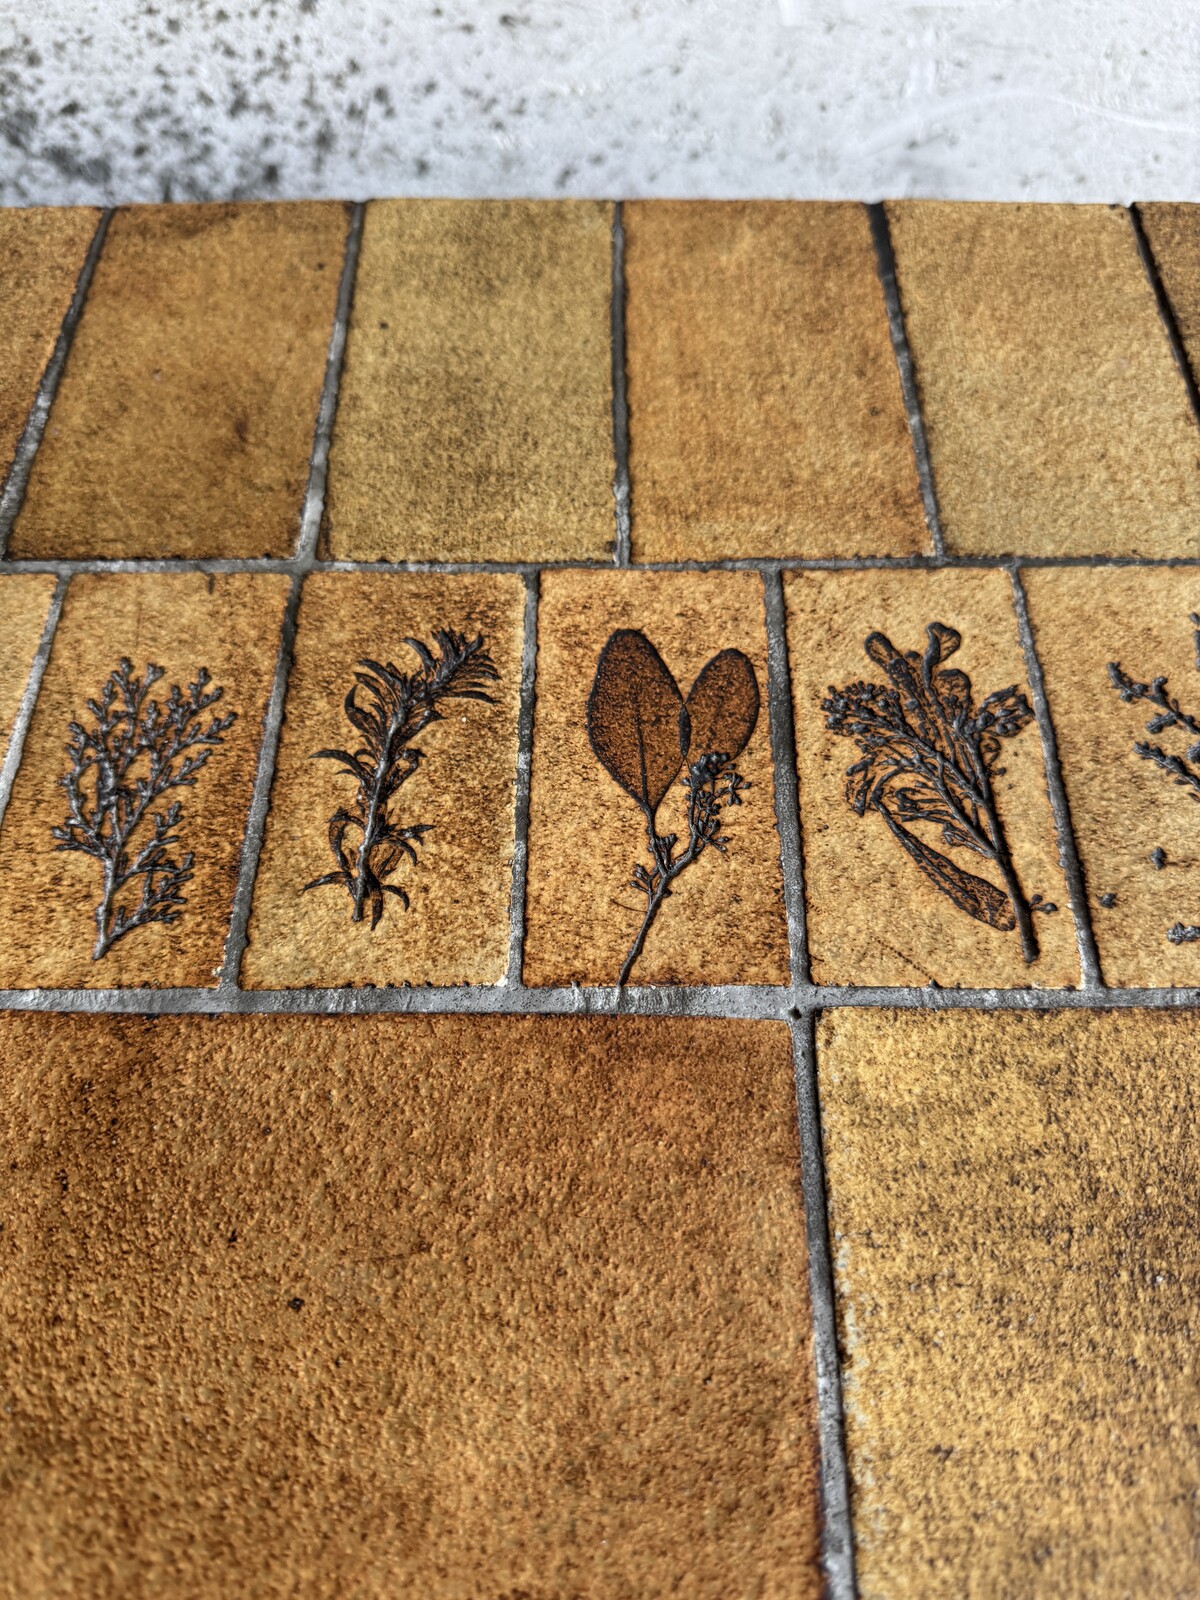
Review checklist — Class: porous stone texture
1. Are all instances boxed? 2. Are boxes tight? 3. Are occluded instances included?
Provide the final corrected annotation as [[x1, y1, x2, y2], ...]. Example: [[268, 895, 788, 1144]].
[[1138, 203, 1200, 382], [624, 201, 927, 561], [0, 573, 289, 988], [0, 574, 56, 768], [0, 206, 99, 487], [1023, 566, 1200, 986], [786, 568, 1077, 988], [819, 1007, 1200, 1599], [0, 1011, 821, 1600], [242, 573, 526, 988], [887, 202, 1200, 557], [524, 569, 789, 987], [323, 200, 615, 564], [8, 202, 350, 560]]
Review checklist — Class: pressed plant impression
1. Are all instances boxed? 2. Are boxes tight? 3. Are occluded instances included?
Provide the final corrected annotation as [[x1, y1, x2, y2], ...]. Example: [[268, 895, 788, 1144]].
[[304, 629, 499, 928], [50, 658, 237, 960], [823, 622, 1055, 964], [587, 629, 760, 985]]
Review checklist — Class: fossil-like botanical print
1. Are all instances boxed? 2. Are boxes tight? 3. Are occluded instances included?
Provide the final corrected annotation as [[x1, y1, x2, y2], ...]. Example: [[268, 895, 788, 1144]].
[[823, 622, 1055, 965], [1108, 611, 1200, 946], [50, 659, 237, 960], [587, 629, 760, 986], [304, 629, 499, 928]]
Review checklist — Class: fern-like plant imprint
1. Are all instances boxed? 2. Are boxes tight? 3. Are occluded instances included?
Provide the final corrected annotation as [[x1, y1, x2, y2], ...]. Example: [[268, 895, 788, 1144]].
[[823, 622, 1054, 964], [51, 658, 237, 960], [304, 629, 498, 928], [587, 629, 760, 986]]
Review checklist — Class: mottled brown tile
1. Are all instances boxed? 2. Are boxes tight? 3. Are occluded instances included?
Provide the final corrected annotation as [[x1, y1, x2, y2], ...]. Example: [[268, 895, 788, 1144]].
[[525, 569, 789, 987], [10, 202, 350, 560], [324, 200, 615, 564], [0, 573, 288, 988], [625, 201, 927, 561], [243, 573, 525, 988], [1139, 203, 1200, 384], [786, 568, 1076, 987], [888, 202, 1200, 557], [819, 1008, 1200, 1599], [0, 574, 56, 769], [0, 1011, 820, 1600]]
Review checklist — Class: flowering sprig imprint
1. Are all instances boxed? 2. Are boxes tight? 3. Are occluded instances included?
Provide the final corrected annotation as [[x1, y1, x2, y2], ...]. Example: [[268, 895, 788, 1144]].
[[50, 659, 236, 960]]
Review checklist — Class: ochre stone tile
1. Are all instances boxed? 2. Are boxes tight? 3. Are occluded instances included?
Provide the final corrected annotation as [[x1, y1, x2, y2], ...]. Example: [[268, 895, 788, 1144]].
[[323, 200, 615, 563], [9, 202, 350, 560], [0, 1011, 820, 1599], [525, 569, 789, 987], [243, 573, 525, 988], [0, 574, 56, 767], [0, 573, 288, 988], [1138, 203, 1200, 382], [786, 568, 1077, 987], [0, 206, 99, 486], [887, 202, 1200, 557], [624, 201, 927, 561], [819, 1008, 1200, 1599], [1023, 566, 1200, 986]]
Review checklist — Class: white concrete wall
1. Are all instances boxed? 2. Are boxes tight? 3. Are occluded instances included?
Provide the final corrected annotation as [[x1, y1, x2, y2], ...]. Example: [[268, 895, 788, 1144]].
[[1, 0, 1197, 205]]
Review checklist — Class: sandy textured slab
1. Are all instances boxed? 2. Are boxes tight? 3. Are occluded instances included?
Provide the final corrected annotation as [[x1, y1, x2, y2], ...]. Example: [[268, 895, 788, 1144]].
[[525, 569, 789, 987], [0, 207, 99, 486], [819, 1008, 1200, 1599], [0, 573, 288, 988], [1139, 203, 1200, 381], [1024, 566, 1200, 986], [887, 202, 1200, 557], [324, 200, 615, 563], [786, 568, 1076, 987], [0, 1011, 820, 1600], [9, 201, 349, 560], [625, 201, 926, 561], [0, 574, 56, 768], [243, 573, 525, 988]]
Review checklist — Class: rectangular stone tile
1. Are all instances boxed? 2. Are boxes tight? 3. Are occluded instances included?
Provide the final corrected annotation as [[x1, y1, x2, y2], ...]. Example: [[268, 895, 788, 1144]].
[[0, 573, 56, 768], [1138, 203, 1200, 382], [0, 573, 288, 988], [9, 202, 350, 560], [786, 569, 1076, 987], [819, 1008, 1200, 1599], [0, 206, 99, 488], [1023, 566, 1200, 986], [887, 202, 1200, 557], [525, 569, 789, 987], [625, 201, 927, 561], [0, 1011, 820, 1600], [243, 572, 525, 988], [323, 200, 615, 564]]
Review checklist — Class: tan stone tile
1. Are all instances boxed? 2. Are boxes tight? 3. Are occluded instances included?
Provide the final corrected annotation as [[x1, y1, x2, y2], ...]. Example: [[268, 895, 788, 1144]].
[[243, 573, 525, 988], [1023, 566, 1200, 986], [818, 1007, 1200, 1599], [1138, 203, 1200, 382], [786, 568, 1076, 987], [624, 201, 927, 561], [0, 573, 288, 988], [323, 200, 615, 564], [0, 574, 56, 767], [9, 202, 350, 560], [0, 207, 99, 486], [887, 202, 1200, 557], [0, 1011, 820, 1600], [524, 569, 789, 987]]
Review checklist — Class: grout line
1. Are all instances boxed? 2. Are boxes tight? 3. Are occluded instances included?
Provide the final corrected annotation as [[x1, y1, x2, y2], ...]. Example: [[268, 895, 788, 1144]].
[[0, 209, 112, 558], [866, 202, 944, 559], [610, 201, 632, 567], [0, 572, 67, 835], [504, 571, 540, 986], [790, 1013, 857, 1600], [1009, 566, 1104, 989], [1128, 203, 1200, 430], [763, 569, 812, 985]]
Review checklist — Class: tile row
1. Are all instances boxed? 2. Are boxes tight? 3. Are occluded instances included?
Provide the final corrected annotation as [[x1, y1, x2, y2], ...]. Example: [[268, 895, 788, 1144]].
[[2, 200, 1199, 563], [2, 564, 1200, 991]]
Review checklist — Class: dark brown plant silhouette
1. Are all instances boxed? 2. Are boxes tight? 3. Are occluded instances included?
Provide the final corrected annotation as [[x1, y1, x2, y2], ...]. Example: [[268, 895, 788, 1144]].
[[304, 629, 498, 928], [587, 629, 759, 985], [823, 622, 1054, 964]]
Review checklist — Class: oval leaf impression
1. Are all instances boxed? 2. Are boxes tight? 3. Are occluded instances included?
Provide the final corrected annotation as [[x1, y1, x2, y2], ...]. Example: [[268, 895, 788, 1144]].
[[587, 629, 688, 813], [685, 649, 760, 764]]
